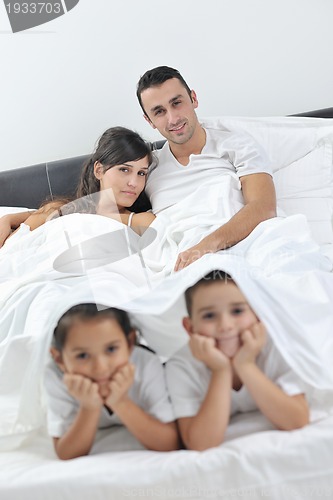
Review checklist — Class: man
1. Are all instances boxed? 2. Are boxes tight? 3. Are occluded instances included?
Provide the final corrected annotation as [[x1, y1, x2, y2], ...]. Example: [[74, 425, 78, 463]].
[[136, 66, 276, 271]]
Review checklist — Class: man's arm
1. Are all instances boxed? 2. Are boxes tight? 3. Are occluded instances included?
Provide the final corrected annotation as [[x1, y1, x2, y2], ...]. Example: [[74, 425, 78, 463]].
[[174, 173, 276, 271]]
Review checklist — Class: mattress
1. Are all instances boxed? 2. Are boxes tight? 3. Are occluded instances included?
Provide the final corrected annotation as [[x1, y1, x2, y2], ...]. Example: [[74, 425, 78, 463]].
[[1, 411, 333, 500]]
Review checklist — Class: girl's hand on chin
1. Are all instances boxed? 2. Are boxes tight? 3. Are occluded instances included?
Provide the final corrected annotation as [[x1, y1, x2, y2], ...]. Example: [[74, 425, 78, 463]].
[[63, 373, 104, 410], [104, 363, 135, 410]]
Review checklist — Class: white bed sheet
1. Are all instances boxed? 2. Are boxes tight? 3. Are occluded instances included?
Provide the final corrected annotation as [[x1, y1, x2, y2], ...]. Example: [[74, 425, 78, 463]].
[[1, 412, 333, 500]]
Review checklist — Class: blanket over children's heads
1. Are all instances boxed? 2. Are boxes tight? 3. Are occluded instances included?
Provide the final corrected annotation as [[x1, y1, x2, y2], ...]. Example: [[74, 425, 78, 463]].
[[0, 176, 332, 449]]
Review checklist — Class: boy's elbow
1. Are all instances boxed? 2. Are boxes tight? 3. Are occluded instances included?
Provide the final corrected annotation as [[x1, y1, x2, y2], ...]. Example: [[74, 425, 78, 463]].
[[290, 413, 310, 430], [183, 431, 225, 451], [278, 409, 310, 431]]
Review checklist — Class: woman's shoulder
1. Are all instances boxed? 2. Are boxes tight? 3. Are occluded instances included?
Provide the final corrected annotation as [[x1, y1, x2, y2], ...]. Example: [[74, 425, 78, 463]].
[[129, 211, 156, 235], [132, 211, 156, 226]]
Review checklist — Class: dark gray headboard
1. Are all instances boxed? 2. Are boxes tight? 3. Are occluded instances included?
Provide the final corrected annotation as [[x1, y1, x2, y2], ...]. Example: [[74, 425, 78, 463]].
[[1, 108, 332, 210]]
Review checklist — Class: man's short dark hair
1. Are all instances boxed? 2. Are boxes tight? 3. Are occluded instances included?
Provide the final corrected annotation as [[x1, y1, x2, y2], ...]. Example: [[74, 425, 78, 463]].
[[184, 270, 233, 317], [136, 66, 192, 116]]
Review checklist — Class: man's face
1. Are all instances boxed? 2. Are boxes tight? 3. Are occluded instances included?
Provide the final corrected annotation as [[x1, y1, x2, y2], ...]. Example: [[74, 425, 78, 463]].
[[185, 282, 258, 358], [140, 78, 200, 146]]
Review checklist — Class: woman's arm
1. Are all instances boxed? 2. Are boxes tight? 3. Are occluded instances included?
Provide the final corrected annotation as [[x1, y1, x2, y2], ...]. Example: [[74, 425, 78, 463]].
[[24, 201, 64, 230], [131, 212, 156, 235], [0, 212, 33, 247], [0, 200, 65, 247]]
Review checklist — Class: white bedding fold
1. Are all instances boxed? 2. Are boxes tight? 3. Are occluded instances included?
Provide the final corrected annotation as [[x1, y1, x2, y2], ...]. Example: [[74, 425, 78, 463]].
[[0, 177, 333, 447]]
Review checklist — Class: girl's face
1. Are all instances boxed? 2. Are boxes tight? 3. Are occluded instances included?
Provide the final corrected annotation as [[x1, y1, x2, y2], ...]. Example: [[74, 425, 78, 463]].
[[94, 156, 149, 210], [185, 281, 258, 358], [53, 317, 133, 396]]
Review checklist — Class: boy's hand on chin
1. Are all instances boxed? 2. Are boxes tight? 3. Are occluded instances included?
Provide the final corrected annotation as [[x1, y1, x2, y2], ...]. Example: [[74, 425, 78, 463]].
[[189, 333, 231, 372], [232, 321, 266, 368]]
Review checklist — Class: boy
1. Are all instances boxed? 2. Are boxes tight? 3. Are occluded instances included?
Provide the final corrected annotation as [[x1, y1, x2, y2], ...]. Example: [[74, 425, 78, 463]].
[[166, 270, 309, 451]]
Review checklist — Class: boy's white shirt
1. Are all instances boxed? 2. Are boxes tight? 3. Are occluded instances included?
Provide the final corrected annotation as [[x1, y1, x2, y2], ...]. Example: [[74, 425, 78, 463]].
[[166, 334, 312, 421]]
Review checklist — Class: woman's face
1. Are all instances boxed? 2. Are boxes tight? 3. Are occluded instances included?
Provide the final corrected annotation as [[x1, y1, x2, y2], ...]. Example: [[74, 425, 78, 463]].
[[94, 156, 149, 210]]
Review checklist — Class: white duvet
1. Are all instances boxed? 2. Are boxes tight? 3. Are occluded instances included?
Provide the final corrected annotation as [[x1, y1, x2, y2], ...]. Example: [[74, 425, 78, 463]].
[[0, 176, 333, 450]]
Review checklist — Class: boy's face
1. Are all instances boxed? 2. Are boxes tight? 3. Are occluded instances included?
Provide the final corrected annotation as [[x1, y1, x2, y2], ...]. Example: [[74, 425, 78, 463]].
[[183, 281, 257, 358], [52, 317, 133, 396]]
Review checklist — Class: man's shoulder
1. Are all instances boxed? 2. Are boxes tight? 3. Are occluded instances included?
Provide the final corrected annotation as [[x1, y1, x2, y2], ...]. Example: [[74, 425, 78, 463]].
[[153, 140, 170, 161]]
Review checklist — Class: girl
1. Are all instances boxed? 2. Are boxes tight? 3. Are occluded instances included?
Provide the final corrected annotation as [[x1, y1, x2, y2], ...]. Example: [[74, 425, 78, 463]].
[[45, 303, 179, 460], [0, 127, 156, 247]]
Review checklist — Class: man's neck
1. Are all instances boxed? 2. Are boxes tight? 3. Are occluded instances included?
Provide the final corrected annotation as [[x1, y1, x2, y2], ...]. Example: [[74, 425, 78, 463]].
[[169, 125, 206, 166]]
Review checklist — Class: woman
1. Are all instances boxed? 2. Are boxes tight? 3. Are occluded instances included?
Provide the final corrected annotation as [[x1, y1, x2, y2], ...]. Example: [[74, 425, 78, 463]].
[[0, 127, 156, 247]]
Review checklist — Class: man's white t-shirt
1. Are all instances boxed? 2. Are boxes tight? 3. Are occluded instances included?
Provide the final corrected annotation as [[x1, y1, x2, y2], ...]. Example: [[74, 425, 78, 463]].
[[44, 346, 174, 438], [146, 127, 271, 214], [165, 335, 305, 420]]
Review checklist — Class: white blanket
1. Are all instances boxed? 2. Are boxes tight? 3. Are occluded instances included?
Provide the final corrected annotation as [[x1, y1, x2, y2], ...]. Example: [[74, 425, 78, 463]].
[[0, 176, 332, 449]]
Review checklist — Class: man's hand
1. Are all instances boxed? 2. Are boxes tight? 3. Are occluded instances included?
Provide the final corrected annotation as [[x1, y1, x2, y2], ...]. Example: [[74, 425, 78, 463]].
[[63, 373, 103, 410], [189, 334, 231, 372], [105, 363, 135, 410], [233, 322, 266, 369], [174, 234, 218, 272]]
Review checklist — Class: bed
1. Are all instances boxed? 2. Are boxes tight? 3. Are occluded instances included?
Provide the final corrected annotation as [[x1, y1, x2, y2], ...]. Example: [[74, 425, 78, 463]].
[[1, 108, 333, 500]]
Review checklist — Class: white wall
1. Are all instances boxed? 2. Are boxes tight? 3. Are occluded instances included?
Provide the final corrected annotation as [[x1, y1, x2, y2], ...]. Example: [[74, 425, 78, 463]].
[[0, 0, 332, 172]]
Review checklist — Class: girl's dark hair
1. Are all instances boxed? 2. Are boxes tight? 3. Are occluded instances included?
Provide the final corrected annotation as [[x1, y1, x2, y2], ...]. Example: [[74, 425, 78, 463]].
[[75, 127, 153, 213], [136, 66, 192, 116], [53, 303, 134, 351], [184, 270, 234, 317]]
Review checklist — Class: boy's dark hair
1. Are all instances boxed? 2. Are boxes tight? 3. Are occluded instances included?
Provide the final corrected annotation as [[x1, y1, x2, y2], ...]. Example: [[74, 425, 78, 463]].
[[136, 66, 192, 116], [53, 303, 134, 351], [184, 270, 233, 317]]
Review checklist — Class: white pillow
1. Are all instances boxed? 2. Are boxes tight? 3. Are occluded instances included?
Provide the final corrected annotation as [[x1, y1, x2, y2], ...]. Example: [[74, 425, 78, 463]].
[[201, 116, 333, 245]]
